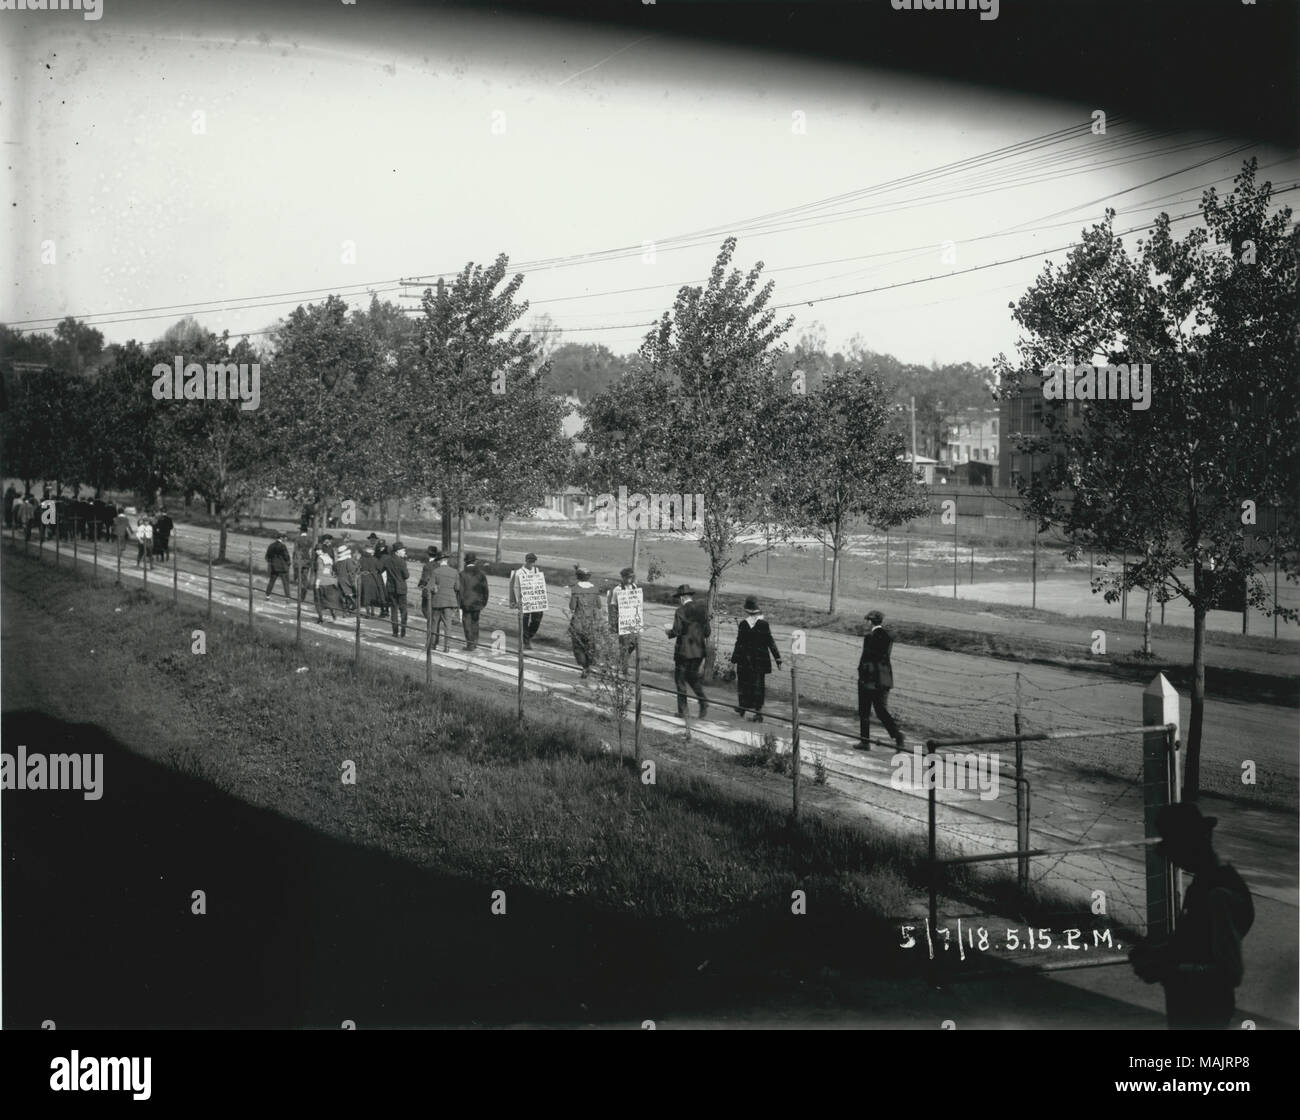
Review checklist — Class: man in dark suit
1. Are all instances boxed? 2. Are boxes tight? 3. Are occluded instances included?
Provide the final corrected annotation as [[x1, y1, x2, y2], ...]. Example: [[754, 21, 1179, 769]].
[[459, 553, 490, 652], [382, 541, 410, 637], [857, 609, 904, 750], [666, 584, 710, 719]]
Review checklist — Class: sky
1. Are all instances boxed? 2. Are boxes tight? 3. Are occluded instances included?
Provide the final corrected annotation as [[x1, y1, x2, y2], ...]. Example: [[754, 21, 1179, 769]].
[[5, 0, 1298, 368]]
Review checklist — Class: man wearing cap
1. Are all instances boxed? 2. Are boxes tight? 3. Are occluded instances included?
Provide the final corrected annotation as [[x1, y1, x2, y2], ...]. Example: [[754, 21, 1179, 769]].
[[666, 585, 710, 718], [264, 531, 292, 600], [417, 545, 440, 624], [568, 566, 603, 679], [381, 540, 410, 637], [1130, 803, 1254, 1030], [428, 551, 461, 652], [459, 553, 490, 652], [607, 567, 640, 674], [857, 609, 904, 750], [509, 553, 544, 649]]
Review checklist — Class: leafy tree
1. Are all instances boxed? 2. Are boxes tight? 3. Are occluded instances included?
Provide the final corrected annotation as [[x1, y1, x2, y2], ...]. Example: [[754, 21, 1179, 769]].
[[783, 371, 930, 613], [996, 161, 1299, 800], [545, 342, 630, 402], [580, 237, 795, 635]]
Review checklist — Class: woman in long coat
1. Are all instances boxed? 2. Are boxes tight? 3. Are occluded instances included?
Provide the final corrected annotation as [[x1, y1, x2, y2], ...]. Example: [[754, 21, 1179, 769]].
[[358, 544, 385, 617], [729, 596, 782, 720], [313, 537, 342, 623]]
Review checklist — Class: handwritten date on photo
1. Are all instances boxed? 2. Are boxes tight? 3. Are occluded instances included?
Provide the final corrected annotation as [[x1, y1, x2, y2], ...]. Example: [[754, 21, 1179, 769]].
[[900, 919, 1120, 960]]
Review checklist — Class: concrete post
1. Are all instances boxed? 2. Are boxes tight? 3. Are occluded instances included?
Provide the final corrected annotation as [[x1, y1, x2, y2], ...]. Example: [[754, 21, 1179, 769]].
[[1143, 673, 1180, 939]]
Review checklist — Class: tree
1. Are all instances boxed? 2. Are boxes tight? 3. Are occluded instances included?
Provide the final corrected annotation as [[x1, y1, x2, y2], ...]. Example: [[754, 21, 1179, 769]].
[[996, 161, 1300, 800], [262, 296, 388, 545], [406, 256, 558, 557], [783, 371, 930, 613], [579, 237, 795, 681], [544, 342, 630, 401]]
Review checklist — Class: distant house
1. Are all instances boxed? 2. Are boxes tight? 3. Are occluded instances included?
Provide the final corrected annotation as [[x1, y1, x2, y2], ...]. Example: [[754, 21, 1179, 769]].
[[938, 407, 1000, 480], [899, 452, 940, 485]]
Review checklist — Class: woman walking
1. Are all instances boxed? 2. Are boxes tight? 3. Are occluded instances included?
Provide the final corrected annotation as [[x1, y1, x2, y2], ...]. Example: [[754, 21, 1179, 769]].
[[729, 596, 782, 720]]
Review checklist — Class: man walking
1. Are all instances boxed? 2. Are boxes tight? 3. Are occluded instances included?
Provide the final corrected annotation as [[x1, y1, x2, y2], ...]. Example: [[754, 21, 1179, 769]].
[[293, 531, 314, 603], [857, 609, 904, 750], [1130, 803, 1254, 1029], [666, 584, 710, 719], [153, 507, 174, 562], [607, 566, 640, 675], [382, 540, 410, 638], [428, 551, 461, 652], [509, 552, 544, 649], [459, 553, 490, 652], [264, 531, 292, 599]]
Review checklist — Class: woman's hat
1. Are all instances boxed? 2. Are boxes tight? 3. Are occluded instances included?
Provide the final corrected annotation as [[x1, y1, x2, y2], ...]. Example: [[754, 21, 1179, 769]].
[[574, 566, 590, 580], [743, 596, 760, 613]]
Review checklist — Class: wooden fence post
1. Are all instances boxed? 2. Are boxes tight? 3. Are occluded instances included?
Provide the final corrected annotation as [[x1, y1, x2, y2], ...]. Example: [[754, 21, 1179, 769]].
[[247, 541, 254, 631], [172, 535, 179, 606], [1143, 674, 1179, 940], [516, 608, 525, 720], [207, 538, 213, 620], [633, 640, 643, 765], [790, 661, 801, 821]]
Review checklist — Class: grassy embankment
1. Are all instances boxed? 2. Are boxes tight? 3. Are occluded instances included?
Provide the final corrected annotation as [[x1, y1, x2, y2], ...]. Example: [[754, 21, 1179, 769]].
[[1, 547, 1111, 1021]]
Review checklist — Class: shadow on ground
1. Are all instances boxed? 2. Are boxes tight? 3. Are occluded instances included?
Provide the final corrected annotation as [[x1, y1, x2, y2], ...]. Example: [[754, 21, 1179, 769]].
[[2, 710, 1181, 1029]]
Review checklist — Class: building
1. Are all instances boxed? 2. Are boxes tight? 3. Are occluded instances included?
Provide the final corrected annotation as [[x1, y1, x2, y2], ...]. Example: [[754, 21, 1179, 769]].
[[997, 370, 1082, 488], [936, 407, 999, 484], [899, 452, 940, 485]]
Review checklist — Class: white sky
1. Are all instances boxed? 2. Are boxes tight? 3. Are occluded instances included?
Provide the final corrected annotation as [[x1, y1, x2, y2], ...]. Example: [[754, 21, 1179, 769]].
[[5, 1, 1297, 367]]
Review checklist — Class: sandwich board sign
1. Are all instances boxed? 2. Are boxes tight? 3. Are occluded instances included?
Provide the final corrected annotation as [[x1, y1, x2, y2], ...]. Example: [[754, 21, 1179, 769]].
[[516, 568, 549, 613], [614, 587, 644, 635]]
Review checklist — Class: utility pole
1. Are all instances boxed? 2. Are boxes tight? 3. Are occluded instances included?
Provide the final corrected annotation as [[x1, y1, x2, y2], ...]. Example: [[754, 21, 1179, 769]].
[[910, 395, 918, 469]]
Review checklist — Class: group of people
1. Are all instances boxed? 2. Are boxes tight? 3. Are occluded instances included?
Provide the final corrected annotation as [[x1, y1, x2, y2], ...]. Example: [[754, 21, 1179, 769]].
[[266, 530, 491, 650]]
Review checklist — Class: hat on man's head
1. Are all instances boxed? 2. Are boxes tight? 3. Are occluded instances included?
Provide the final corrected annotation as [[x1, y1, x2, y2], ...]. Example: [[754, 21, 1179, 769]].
[[465, 553, 478, 565], [1156, 802, 1217, 842], [427, 545, 439, 557], [574, 566, 590, 581], [865, 609, 885, 624], [525, 552, 538, 563], [672, 584, 696, 599], [743, 596, 760, 613], [619, 566, 634, 579], [275, 531, 286, 540], [320, 533, 334, 542], [392, 540, 406, 553], [367, 533, 379, 541]]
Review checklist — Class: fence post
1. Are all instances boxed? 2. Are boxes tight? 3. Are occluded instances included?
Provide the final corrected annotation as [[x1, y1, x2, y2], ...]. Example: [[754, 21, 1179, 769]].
[[115, 531, 120, 584], [904, 536, 910, 589], [633, 640, 643, 765], [1121, 551, 1128, 621], [294, 568, 301, 647], [926, 737, 938, 987], [55, 514, 60, 567], [142, 533, 148, 595], [92, 529, 98, 586], [172, 536, 178, 606], [952, 513, 958, 599], [1166, 724, 1184, 929], [790, 661, 801, 821], [969, 543, 974, 585], [517, 608, 525, 720], [1143, 673, 1179, 940], [884, 531, 889, 589], [354, 589, 362, 668], [72, 518, 78, 570], [1274, 505, 1280, 640], [207, 539, 213, 620], [247, 541, 254, 631], [1015, 709, 1028, 896], [426, 600, 434, 689]]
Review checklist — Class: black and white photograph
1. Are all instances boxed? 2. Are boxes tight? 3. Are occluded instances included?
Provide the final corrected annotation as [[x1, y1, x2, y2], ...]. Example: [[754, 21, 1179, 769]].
[[1, 0, 1297, 1077]]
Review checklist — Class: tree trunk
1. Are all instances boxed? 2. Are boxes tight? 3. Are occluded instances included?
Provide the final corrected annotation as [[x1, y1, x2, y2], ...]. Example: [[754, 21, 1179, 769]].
[[1142, 585, 1154, 656], [1186, 594, 1206, 802], [829, 545, 841, 615], [456, 511, 464, 562], [396, 498, 402, 539], [379, 499, 388, 531], [217, 505, 229, 562], [495, 515, 504, 563], [440, 490, 453, 554]]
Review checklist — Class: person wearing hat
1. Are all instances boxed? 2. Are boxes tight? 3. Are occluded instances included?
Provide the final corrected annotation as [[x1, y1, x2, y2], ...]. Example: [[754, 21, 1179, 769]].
[[1130, 803, 1254, 1030], [372, 538, 391, 620], [607, 567, 640, 674], [509, 553, 544, 649], [857, 609, 904, 750], [264, 531, 292, 600], [729, 596, 782, 721], [417, 545, 440, 624], [458, 553, 490, 652], [292, 530, 314, 603], [358, 540, 385, 617], [381, 540, 410, 637], [567, 565, 603, 679], [427, 550, 461, 652], [313, 534, 342, 623], [334, 536, 358, 611], [666, 585, 710, 718]]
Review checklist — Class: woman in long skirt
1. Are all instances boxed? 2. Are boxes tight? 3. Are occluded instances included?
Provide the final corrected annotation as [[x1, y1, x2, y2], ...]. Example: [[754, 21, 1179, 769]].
[[358, 544, 385, 617], [729, 596, 782, 721]]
